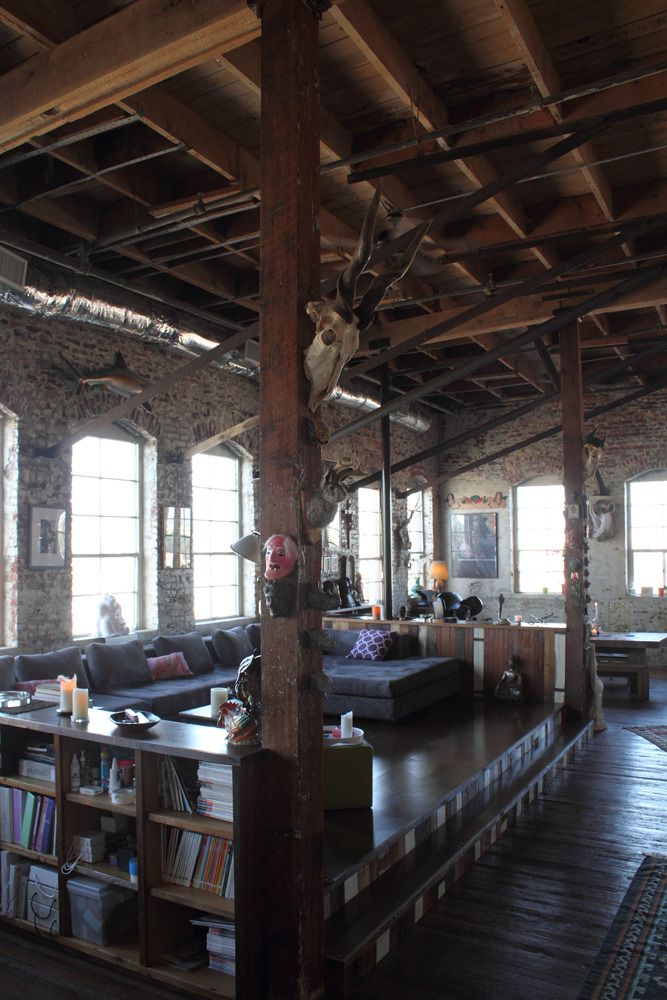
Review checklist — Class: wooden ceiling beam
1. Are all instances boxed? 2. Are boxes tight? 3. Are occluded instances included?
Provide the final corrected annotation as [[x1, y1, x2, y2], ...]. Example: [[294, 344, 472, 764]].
[[331, 0, 559, 270], [0, 0, 81, 47], [0, 0, 260, 153]]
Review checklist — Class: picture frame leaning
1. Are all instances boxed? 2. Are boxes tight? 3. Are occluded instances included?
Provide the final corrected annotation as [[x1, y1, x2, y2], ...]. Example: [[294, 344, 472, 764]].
[[29, 505, 67, 569]]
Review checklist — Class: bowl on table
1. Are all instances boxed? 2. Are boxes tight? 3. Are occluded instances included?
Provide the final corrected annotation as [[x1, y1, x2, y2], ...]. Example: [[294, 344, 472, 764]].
[[110, 709, 160, 733]]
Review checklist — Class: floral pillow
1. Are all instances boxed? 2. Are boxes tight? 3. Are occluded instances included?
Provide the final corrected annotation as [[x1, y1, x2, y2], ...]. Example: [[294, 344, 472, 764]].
[[345, 629, 396, 662], [147, 651, 193, 681]]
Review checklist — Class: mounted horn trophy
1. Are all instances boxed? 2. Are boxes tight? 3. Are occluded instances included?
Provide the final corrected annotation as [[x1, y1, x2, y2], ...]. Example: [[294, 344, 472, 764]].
[[304, 189, 430, 411]]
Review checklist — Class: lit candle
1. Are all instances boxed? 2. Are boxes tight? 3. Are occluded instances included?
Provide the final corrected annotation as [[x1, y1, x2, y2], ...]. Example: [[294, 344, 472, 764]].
[[59, 675, 76, 714], [210, 687, 229, 717], [340, 711, 353, 739], [72, 687, 89, 722], [372, 605, 382, 620]]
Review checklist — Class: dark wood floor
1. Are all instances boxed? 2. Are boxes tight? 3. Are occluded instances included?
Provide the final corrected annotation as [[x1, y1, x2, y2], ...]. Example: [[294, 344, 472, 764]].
[[0, 678, 664, 998], [349, 676, 667, 1000]]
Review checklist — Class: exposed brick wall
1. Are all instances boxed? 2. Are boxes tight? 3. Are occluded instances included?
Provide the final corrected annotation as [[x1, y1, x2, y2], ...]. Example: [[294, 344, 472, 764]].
[[437, 391, 667, 667], [0, 304, 439, 650]]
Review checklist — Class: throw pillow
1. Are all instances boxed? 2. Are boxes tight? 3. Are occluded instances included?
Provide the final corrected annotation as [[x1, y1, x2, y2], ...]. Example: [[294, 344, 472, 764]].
[[85, 640, 151, 691], [147, 651, 193, 681], [153, 631, 214, 675], [345, 629, 396, 662], [14, 646, 88, 687], [211, 626, 253, 668], [0, 655, 15, 689]]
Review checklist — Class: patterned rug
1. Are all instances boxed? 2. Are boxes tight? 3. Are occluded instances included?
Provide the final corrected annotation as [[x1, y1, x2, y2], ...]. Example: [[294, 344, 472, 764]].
[[624, 725, 667, 752], [578, 854, 667, 999]]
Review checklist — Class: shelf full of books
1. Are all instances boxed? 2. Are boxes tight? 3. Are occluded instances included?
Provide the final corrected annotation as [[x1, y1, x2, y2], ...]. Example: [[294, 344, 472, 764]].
[[0, 707, 267, 999]]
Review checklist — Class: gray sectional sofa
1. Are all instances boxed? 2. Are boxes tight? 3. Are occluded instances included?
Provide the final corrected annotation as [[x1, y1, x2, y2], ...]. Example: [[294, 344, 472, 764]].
[[0, 621, 465, 722]]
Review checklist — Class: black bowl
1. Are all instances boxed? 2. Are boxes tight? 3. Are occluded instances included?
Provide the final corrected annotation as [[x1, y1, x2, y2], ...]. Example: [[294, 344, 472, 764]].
[[110, 710, 160, 733]]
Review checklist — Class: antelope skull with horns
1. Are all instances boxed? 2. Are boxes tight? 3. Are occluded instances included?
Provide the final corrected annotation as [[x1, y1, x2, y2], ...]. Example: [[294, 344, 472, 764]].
[[304, 189, 430, 411]]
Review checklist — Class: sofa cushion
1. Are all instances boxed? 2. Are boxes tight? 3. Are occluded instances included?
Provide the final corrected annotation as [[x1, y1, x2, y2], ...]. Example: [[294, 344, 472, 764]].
[[346, 629, 396, 661], [147, 651, 193, 681], [0, 655, 15, 688], [245, 622, 261, 651], [14, 647, 88, 687], [85, 640, 151, 692], [211, 626, 253, 668], [108, 666, 238, 716], [324, 655, 460, 699], [153, 632, 214, 675]]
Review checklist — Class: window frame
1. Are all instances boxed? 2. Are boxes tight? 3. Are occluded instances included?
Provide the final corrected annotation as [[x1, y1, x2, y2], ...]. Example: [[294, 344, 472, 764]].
[[71, 429, 143, 638], [357, 486, 383, 605], [626, 470, 667, 595], [513, 480, 565, 595]]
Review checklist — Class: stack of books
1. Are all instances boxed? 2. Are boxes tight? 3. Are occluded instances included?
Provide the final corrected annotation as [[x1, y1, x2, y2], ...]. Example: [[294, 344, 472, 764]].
[[196, 760, 233, 822], [33, 682, 61, 703], [161, 827, 234, 898], [18, 741, 56, 783], [191, 913, 236, 975], [158, 756, 197, 813]]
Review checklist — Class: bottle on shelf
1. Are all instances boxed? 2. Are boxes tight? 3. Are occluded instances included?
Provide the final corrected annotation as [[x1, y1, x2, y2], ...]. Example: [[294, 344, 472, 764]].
[[70, 752, 81, 792], [100, 748, 110, 791], [79, 750, 87, 786], [109, 757, 122, 795]]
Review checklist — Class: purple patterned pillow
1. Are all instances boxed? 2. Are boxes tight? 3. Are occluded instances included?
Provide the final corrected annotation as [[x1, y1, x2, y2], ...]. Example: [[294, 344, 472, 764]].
[[346, 630, 396, 661]]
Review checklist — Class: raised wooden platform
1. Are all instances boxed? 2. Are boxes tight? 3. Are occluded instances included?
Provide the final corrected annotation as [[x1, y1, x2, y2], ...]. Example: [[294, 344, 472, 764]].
[[323, 696, 591, 995]]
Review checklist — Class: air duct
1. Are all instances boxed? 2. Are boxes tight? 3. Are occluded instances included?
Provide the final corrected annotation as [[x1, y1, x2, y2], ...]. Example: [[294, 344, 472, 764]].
[[0, 261, 430, 432]]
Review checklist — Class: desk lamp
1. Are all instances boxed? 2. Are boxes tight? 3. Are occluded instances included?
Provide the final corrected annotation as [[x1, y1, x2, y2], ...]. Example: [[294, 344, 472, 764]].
[[231, 530, 261, 564], [429, 560, 449, 594]]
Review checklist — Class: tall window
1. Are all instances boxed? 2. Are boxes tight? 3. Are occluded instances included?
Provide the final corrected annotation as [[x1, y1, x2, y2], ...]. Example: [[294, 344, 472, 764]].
[[514, 482, 564, 593], [406, 489, 431, 586], [192, 450, 241, 621], [358, 487, 382, 604], [71, 433, 141, 637], [627, 472, 667, 593]]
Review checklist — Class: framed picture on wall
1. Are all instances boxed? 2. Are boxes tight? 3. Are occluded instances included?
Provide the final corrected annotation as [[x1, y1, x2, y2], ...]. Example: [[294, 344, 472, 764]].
[[450, 511, 498, 579], [28, 505, 67, 569]]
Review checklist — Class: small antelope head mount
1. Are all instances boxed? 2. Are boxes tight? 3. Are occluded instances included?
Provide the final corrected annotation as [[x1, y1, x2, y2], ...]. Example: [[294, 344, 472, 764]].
[[304, 189, 430, 411]]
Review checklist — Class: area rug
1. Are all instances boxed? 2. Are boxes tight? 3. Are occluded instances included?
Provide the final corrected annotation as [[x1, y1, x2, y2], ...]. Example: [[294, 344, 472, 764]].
[[624, 725, 667, 752], [578, 854, 667, 999]]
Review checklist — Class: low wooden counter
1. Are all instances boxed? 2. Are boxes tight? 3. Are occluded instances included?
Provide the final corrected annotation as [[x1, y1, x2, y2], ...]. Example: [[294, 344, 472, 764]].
[[324, 616, 567, 704]]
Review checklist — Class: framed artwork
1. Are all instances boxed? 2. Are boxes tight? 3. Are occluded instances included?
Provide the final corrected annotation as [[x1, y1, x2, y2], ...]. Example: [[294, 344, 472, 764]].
[[29, 505, 67, 569], [450, 511, 498, 579], [160, 506, 192, 569]]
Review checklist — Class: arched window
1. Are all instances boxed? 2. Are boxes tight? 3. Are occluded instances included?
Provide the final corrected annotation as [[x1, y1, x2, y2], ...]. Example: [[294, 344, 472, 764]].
[[71, 430, 142, 637], [626, 470, 667, 594], [192, 448, 243, 621]]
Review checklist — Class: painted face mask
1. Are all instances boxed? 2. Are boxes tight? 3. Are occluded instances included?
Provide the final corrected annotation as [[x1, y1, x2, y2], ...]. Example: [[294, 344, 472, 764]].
[[264, 534, 298, 581]]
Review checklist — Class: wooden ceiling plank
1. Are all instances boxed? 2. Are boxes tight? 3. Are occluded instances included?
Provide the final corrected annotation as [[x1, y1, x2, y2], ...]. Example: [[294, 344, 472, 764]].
[[0, 0, 81, 47], [330, 0, 549, 263], [0, 0, 260, 153], [493, 0, 615, 223]]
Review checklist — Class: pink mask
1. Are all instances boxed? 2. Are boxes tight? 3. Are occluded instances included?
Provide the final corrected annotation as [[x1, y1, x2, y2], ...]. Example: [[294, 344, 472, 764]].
[[264, 534, 298, 581]]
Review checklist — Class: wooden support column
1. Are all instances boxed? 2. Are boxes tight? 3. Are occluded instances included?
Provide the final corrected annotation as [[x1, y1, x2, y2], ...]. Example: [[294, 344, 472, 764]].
[[381, 366, 393, 618], [560, 324, 587, 717], [259, 3, 323, 999]]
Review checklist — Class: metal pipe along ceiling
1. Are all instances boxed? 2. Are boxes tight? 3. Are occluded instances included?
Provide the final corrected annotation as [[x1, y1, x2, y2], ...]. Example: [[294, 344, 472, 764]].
[[0, 280, 432, 433]]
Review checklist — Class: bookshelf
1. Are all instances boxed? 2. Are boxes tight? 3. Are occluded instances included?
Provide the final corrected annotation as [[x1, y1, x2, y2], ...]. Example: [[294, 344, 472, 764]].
[[0, 705, 267, 999]]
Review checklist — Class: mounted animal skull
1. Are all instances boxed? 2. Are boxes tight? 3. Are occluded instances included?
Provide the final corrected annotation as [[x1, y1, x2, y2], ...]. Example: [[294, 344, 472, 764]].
[[304, 189, 430, 411]]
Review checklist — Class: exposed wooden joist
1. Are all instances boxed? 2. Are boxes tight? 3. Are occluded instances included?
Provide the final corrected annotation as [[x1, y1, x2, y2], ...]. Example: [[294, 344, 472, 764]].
[[0, 0, 260, 153], [184, 415, 260, 458]]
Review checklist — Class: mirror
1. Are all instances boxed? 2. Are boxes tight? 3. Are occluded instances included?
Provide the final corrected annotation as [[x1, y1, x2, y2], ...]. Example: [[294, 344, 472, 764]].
[[161, 506, 192, 569]]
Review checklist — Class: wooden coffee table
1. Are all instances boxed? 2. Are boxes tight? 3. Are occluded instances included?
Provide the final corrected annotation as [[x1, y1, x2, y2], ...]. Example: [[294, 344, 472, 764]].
[[178, 704, 221, 726], [593, 631, 667, 701]]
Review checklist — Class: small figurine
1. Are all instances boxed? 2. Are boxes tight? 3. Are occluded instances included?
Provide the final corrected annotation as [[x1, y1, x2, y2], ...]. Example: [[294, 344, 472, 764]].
[[224, 649, 262, 745], [493, 655, 524, 703], [97, 594, 129, 637]]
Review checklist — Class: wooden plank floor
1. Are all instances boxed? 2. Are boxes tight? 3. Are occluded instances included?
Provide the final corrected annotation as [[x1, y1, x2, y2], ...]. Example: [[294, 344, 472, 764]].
[[349, 676, 667, 1000]]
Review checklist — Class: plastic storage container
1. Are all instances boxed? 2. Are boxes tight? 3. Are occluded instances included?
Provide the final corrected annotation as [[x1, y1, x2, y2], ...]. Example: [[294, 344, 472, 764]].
[[66, 874, 136, 944]]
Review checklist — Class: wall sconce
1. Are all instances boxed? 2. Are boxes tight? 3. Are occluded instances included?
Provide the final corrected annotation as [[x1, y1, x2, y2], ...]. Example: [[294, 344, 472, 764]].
[[429, 560, 449, 593]]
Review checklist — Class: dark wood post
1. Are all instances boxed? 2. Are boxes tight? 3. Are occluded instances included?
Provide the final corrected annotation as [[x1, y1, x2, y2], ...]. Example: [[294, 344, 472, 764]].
[[259, 3, 324, 998], [560, 324, 587, 717]]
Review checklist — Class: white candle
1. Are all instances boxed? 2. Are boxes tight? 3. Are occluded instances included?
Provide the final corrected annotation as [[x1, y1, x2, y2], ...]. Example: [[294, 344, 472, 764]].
[[59, 676, 76, 713], [340, 711, 353, 739], [210, 687, 229, 716], [72, 687, 89, 722]]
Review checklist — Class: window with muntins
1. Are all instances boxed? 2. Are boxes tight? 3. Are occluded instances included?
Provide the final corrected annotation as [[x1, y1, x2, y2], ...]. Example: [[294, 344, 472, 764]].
[[407, 489, 430, 587], [514, 482, 564, 594], [627, 472, 667, 594], [71, 433, 141, 637], [357, 487, 382, 604], [192, 450, 241, 620]]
